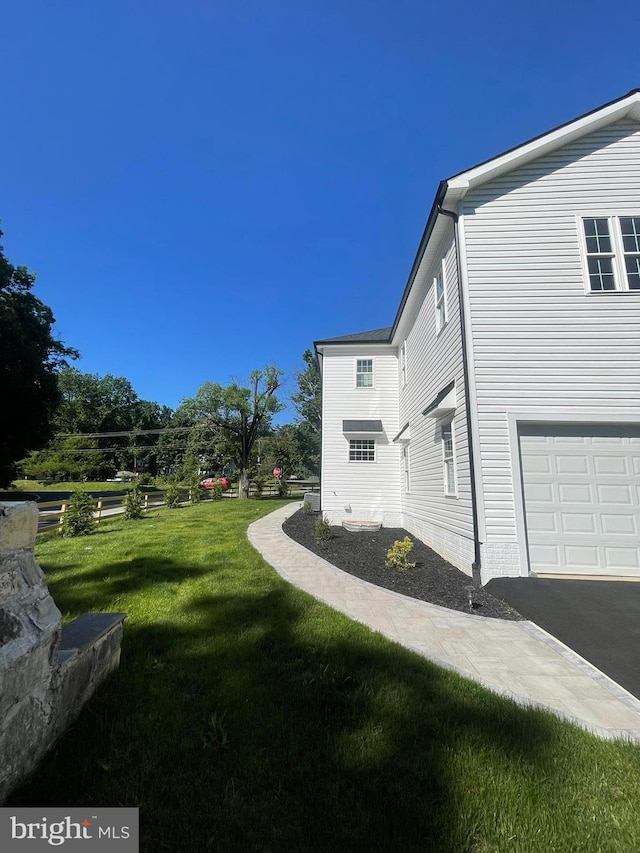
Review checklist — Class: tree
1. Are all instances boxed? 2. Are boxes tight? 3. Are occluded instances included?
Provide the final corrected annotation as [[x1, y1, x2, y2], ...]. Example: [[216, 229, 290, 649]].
[[291, 349, 322, 477], [0, 228, 77, 486], [180, 367, 283, 499], [19, 435, 112, 482]]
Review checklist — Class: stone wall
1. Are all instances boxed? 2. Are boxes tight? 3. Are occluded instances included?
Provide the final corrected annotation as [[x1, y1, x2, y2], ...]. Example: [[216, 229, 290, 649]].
[[0, 501, 125, 803]]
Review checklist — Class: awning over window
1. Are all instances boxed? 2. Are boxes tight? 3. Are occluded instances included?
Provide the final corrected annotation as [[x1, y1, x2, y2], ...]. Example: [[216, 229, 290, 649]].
[[422, 381, 456, 418], [342, 419, 384, 433], [392, 422, 411, 443]]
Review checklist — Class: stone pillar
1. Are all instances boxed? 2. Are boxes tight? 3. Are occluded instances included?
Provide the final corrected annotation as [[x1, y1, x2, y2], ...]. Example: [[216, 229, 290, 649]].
[[0, 501, 125, 803]]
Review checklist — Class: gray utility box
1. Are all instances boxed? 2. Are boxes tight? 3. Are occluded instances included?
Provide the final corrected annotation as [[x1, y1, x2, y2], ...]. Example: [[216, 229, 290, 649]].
[[303, 492, 321, 512]]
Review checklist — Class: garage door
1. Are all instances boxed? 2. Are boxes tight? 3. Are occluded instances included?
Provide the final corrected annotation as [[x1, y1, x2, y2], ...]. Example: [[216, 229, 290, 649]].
[[519, 424, 640, 576]]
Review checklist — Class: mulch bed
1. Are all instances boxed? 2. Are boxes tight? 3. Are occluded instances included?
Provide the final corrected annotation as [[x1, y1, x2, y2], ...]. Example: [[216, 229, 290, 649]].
[[282, 510, 523, 621]]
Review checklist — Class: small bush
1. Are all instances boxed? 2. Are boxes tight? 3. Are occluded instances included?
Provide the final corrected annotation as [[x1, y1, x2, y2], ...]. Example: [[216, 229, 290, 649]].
[[277, 480, 289, 497], [302, 500, 314, 515], [123, 483, 143, 520], [211, 482, 223, 500], [164, 483, 181, 509], [313, 515, 332, 541], [252, 476, 265, 498], [190, 477, 205, 504], [385, 536, 416, 571], [137, 473, 154, 487], [61, 488, 95, 537]]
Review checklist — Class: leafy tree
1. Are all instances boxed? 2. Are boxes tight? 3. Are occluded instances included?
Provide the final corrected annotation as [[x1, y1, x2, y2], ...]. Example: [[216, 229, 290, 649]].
[[0, 228, 77, 486], [179, 367, 283, 499], [19, 435, 112, 482], [291, 350, 321, 476]]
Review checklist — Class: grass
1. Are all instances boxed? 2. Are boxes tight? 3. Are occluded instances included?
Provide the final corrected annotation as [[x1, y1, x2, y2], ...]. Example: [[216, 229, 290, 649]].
[[8, 500, 640, 852]]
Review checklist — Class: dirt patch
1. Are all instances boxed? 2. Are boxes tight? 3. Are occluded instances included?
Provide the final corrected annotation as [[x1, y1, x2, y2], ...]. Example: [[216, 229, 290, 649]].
[[283, 510, 522, 621]]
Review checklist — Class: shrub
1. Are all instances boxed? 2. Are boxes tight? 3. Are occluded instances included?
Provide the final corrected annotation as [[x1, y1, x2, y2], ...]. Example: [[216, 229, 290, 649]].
[[302, 500, 314, 515], [385, 536, 416, 571], [61, 488, 95, 537], [252, 476, 265, 498], [137, 473, 154, 487], [123, 483, 143, 520], [277, 480, 289, 497], [189, 476, 205, 504], [164, 483, 181, 509], [211, 482, 223, 501], [313, 514, 332, 541]]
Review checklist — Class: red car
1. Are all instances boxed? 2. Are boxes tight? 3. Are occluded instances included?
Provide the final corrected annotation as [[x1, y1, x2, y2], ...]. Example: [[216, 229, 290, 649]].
[[199, 477, 228, 490]]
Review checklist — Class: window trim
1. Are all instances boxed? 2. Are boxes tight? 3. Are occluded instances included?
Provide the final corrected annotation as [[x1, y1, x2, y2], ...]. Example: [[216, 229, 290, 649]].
[[355, 358, 374, 388], [580, 215, 640, 293], [348, 438, 376, 462], [441, 420, 457, 497], [435, 259, 447, 332]]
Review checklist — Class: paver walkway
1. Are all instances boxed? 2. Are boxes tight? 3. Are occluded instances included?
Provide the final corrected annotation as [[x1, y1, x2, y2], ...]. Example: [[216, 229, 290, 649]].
[[248, 502, 640, 742]]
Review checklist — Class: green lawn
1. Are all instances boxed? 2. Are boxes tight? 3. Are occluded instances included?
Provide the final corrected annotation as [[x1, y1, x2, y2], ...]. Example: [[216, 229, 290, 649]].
[[9, 501, 640, 852]]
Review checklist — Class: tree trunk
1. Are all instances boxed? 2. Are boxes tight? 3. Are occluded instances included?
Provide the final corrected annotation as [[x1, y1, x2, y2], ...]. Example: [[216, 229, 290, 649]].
[[238, 468, 250, 500]]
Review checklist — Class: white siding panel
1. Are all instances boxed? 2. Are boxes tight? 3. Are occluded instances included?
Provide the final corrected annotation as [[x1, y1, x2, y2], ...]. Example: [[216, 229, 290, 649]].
[[321, 346, 401, 525], [397, 230, 475, 572], [463, 119, 640, 575]]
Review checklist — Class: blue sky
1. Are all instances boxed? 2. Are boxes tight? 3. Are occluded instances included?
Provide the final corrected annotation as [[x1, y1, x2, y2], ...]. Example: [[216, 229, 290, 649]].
[[2, 0, 639, 418]]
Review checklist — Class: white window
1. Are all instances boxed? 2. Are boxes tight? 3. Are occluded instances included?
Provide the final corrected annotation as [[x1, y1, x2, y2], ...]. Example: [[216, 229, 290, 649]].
[[356, 359, 373, 388], [349, 439, 375, 462], [582, 217, 640, 291], [441, 421, 456, 496], [403, 445, 410, 492], [401, 340, 407, 386], [435, 261, 447, 331]]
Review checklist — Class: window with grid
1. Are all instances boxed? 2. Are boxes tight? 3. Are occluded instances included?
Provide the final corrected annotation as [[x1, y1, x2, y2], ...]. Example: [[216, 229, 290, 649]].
[[441, 422, 456, 495], [356, 359, 373, 387], [582, 217, 640, 291], [403, 445, 410, 492], [435, 264, 446, 331], [349, 439, 375, 462]]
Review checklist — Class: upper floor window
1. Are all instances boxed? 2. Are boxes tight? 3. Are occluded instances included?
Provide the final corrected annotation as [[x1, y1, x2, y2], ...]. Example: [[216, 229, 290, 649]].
[[435, 262, 447, 331], [349, 439, 375, 462], [441, 421, 457, 496], [582, 217, 640, 292], [356, 359, 373, 388], [400, 341, 407, 386]]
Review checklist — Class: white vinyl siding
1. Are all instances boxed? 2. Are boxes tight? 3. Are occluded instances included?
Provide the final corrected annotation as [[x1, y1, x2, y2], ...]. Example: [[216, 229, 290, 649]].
[[462, 118, 640, 574], [320, 346, 400, 524], [396, 231, 475, 572]]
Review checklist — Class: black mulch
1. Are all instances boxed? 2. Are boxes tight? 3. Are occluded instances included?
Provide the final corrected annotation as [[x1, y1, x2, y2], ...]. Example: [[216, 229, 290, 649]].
[[282, 510, 523, 621]]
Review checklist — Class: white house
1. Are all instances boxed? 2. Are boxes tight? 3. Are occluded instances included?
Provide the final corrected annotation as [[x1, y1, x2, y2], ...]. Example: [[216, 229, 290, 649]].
[[315, 90, 640, 585]]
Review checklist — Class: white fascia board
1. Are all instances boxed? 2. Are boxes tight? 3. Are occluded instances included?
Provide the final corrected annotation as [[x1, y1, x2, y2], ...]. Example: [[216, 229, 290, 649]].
[[447, 94, 640, 197]]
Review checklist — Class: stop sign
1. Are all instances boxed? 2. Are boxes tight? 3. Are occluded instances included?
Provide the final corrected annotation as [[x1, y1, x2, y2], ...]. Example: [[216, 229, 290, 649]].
[[273, 467, 281, 478]]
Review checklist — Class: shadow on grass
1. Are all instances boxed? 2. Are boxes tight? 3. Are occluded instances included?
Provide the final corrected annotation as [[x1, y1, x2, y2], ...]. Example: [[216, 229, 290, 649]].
[[8, 560, 611, 852]]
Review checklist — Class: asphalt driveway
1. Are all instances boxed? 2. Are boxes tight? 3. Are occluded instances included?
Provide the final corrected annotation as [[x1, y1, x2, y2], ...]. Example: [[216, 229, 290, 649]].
[[485, 577, 640, 700]]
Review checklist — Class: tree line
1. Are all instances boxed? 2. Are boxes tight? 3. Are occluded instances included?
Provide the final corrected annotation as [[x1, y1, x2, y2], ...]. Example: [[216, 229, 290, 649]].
[[0, 226, 320, 498]]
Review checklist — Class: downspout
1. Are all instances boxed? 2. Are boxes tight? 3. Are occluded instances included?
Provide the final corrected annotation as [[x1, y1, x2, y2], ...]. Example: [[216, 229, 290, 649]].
[[437, 206, 482, 587]]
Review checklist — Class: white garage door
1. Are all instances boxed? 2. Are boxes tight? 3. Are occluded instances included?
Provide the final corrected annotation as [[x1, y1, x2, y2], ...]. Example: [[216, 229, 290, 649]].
[[519, 424, 640, 576]]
